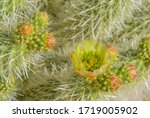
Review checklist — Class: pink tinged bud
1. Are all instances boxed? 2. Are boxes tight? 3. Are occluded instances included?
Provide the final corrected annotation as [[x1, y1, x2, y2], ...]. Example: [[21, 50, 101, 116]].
[[46, 33, 55, 48], [18, 23, 33, 36], [127, 65, 138, 79], [110, 76, 121, 90]]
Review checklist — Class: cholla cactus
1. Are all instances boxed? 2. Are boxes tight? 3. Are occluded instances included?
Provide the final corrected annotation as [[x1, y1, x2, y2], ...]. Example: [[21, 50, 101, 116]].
[[0, 76, 16, 100], [0, 45, 35, 82], [137, 37, 150, 65], [97, 73, 121, 92], [0, 11, 54, 83], [54, 0, 141, 46], [70, 39, 117, 80], [0, 10, 54, 100], [0, 0, 150, 101], [15, 12, 55, 51], [17, 0, 150, 101], [17, 23, 33, 36], [116, 64, 139, 84], [0, 0, 39, 28]]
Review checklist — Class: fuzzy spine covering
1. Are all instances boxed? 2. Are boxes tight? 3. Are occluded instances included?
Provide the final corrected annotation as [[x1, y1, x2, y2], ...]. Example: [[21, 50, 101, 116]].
[[0, 0, 150, 101]]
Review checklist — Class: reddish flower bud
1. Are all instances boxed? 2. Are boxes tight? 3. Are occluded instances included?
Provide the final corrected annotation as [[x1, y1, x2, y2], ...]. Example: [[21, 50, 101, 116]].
[[127, 65, 138, 79], [18, 23, 33, 36], [46, 33, 55, 48], [110, 76, 121, 90]]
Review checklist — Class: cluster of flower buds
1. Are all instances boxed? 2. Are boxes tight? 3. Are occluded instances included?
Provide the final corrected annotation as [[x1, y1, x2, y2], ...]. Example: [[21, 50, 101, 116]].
[[15, 12, 55, 51], [71, 39, 141, 92], [118, 64, 139, 83], [96, 64, 139, 92], [97, 72, 121, 91]]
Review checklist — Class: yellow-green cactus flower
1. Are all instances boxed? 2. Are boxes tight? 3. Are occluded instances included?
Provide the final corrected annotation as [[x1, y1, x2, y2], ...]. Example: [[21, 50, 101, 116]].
[[70, 39, 117, 80]]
